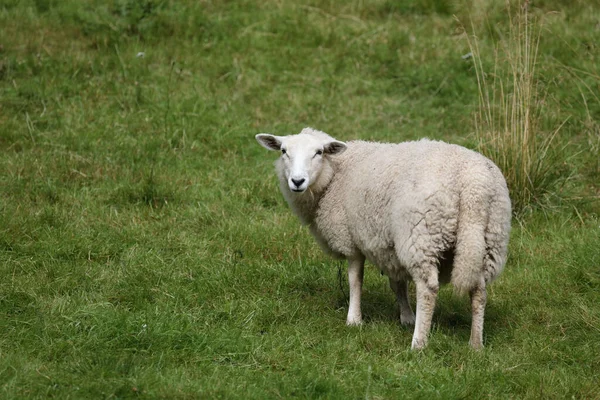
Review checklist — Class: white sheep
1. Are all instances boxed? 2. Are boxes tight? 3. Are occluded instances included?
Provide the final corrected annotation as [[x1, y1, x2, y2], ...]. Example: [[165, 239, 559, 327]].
[[256, 127, 511, 349]]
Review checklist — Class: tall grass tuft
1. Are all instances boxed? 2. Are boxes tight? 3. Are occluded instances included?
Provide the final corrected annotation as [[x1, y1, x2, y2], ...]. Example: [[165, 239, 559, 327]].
[[466, 0, 567, 213]]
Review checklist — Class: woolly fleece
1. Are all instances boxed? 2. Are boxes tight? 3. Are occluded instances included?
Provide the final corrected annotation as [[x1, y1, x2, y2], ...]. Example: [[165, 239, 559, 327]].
[[257, 127, 511, 348]]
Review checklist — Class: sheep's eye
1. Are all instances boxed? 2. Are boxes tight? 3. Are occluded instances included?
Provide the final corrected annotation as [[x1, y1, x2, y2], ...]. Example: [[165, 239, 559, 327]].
[[316, 150, 323, 156], [281, 149, 287, 155]]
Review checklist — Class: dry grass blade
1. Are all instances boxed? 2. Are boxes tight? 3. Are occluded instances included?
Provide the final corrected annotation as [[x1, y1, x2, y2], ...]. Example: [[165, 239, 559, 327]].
[[466, 0, 566, 213]]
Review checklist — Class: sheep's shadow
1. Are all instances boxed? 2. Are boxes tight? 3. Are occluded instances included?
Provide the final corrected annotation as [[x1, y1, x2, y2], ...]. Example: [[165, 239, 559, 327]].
[[433, 291, 506, 343], [333, 282, 508, 345]]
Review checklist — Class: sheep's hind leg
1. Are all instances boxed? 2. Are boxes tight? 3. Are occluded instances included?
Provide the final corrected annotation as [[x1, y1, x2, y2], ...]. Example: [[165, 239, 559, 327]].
[[346, 255, 365, 326], [411, 275, 439, 350], [469, 284, 487, 349], [389, 278, 415, 326]]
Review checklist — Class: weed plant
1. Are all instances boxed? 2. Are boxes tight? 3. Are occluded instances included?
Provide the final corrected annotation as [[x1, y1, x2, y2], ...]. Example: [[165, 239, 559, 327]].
[[467, 1, 568, 213]]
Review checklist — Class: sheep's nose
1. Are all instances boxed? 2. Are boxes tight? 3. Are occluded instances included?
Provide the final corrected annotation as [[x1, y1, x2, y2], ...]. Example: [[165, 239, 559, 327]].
[[291, 178, 305, 187]]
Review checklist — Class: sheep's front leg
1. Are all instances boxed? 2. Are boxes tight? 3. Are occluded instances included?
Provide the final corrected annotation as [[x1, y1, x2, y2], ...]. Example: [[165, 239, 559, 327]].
[[389, 278, 415, 326], [469, 285, 487, 349], [346, 256, 365, 326], [411, 275, 439, 350]]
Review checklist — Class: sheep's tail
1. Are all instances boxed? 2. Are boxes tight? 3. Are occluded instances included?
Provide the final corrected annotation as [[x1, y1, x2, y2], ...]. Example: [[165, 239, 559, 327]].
[[450, 185, 489, 296]]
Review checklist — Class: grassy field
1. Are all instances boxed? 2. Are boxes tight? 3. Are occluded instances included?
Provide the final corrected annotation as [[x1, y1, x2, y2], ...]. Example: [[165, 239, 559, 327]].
[[1, 0, 599, 398]]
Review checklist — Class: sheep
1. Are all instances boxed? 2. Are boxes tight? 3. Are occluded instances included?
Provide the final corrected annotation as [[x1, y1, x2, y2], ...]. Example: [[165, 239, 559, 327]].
[[255, 127, 511, 349]]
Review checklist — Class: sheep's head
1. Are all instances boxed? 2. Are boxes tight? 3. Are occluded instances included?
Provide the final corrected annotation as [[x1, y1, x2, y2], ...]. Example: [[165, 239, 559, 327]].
[[256, 128, 346, 193]]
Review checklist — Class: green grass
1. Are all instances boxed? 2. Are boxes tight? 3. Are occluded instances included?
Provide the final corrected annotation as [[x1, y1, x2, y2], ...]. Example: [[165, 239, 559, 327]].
[[0, 0, 599, 398]]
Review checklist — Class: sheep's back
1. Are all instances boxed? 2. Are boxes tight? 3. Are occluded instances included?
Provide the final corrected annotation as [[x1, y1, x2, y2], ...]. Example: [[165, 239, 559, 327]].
[[317, 139, 503, 266]]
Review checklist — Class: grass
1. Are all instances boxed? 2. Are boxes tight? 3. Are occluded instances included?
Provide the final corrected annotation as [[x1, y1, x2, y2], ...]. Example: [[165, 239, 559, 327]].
[[0, 0, 599, 398], [467, 1, 574, 213]]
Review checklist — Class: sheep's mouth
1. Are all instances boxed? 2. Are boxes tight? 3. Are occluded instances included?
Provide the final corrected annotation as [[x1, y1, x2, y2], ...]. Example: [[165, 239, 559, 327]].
[[291, 188, 306, 193]]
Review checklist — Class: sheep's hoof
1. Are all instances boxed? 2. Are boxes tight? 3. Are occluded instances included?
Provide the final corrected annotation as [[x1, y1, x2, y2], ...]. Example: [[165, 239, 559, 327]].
[[469, 340, 484, 350], [346, 318, 363, 326], [411, 338, 427, 350], [400, 313, 416, 326]]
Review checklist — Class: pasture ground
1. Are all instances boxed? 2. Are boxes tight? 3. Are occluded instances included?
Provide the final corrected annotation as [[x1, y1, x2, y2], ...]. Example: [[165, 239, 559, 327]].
[[0, 1, 599, 398]]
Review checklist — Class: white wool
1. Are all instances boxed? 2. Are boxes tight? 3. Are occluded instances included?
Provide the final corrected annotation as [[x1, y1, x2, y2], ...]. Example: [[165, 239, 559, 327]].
[[256, 127, 511, 349]]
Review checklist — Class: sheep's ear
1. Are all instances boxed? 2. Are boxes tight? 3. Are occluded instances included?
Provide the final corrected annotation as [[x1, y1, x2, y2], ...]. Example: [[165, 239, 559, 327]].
[[255, 134, 283, 151], [324, 140, 347, 155]]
